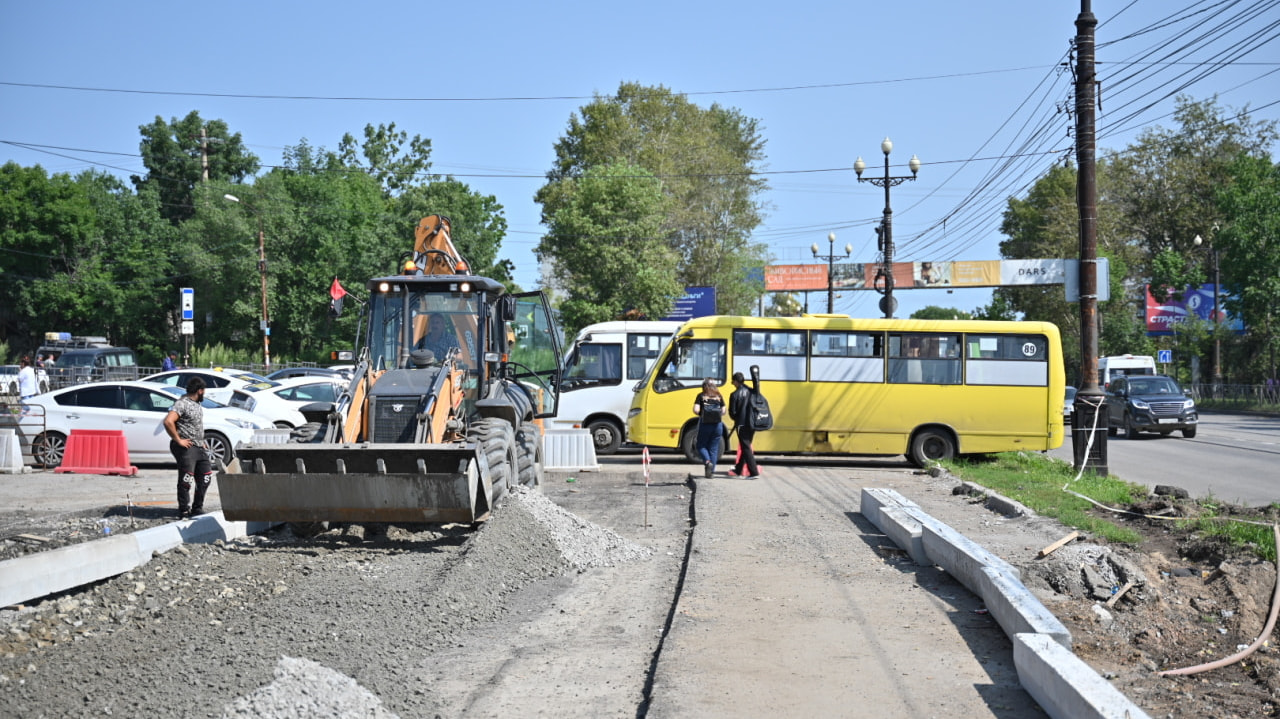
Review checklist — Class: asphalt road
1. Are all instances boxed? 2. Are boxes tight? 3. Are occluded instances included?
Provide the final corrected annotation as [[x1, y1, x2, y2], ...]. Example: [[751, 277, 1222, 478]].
[[1050, 411, 1280, 506]]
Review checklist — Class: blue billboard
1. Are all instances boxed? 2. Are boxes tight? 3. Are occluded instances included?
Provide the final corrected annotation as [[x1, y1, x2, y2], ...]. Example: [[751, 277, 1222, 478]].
[[662, 286, 717, 322]]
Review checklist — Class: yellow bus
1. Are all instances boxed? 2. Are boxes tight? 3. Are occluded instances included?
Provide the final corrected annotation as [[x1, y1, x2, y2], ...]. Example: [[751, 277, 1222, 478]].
[[625, 315, 1065, 466]]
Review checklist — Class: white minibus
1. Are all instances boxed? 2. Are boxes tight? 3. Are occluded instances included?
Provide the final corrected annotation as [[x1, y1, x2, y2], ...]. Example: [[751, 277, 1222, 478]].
[[551, 321, 683, 454]]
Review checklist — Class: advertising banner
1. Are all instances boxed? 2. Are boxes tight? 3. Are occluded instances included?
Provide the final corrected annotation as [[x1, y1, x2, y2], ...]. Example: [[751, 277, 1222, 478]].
[[764, 259, 1043, 291], [1145, 284, 1245, 336], [662, 286, 717, 322]]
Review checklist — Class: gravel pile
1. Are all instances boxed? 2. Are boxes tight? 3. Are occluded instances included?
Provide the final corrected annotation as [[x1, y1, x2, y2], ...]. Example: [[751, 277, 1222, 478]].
[[0, 488, 654, 718]]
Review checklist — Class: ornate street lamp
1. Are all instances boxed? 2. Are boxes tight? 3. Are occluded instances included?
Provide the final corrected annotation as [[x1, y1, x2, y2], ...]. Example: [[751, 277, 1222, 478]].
[[855, 139, 920, 318], [812, 232, 852, 314]]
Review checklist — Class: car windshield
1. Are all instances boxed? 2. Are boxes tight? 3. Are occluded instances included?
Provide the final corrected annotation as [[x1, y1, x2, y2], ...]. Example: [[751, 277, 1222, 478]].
[[1128, 378, 1181, 395], [1065, 386, 1077, 401]]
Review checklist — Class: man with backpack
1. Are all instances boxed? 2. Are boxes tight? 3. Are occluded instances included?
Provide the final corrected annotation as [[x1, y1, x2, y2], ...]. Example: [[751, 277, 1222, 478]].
[[728, 370, 762, 478]]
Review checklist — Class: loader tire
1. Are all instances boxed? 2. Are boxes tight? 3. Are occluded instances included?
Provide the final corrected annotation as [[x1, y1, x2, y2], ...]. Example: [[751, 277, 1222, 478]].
[[515, 422, 544, 489], [469, 417, 516, 503]]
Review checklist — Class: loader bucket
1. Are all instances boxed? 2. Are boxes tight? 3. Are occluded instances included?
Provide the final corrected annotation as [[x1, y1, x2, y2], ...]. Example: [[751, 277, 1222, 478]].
[[219, 442, 493, 524]]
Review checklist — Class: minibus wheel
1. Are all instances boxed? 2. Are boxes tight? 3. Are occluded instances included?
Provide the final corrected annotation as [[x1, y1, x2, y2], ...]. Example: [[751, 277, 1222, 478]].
[[908, 428, 955, 467], [680, 422, 730, 464]]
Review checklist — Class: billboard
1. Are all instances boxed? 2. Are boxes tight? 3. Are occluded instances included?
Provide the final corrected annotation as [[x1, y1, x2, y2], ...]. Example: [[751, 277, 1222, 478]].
[[763, 259, 1037, 292], [1145, 284, 1245, 336], [661, 286, 717, 322]]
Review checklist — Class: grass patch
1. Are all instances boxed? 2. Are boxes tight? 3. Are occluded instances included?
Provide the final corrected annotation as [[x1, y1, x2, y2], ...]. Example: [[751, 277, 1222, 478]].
[[943, 451, 1146, 545], [1176, 514, 1277, 563]]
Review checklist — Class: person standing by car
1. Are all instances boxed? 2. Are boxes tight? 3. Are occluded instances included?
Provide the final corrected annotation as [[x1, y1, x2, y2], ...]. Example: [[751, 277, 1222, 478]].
[[692, 378, 726, 478], [163, 377, 212, 519], [162, 351, 178, 371], [17, 356, 40, 400]]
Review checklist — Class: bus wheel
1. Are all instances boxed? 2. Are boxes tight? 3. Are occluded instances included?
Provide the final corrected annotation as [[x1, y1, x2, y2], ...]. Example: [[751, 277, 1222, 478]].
[[587, 419, 623, 455], [908, 429, 955, 467], [680, 424, 730, 463]]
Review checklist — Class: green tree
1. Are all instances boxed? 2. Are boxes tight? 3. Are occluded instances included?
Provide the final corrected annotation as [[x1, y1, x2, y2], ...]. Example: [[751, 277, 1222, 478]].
[[910, 306, 972, 320], [337, 122, 433, 196], [132, 111, 259, 224], [1109, 96, 1277, 296], [537, 162, 682, 335], [0, 163, 175, 356], [176, 140, 392, 363], [1214, 153, 1280, 380], [537, 82, 770, 315]]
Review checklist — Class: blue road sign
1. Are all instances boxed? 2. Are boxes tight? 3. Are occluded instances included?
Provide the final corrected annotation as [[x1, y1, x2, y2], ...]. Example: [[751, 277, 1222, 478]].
[[1157, 349, 1172, 364]]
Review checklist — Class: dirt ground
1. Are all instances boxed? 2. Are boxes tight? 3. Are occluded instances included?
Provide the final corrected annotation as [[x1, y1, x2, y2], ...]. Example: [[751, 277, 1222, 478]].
[[3, 458, 1280, 717], [1025, 496, 1280, 718]]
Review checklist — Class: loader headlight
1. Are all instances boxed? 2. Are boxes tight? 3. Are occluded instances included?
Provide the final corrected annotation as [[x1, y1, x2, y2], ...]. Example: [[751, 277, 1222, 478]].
[[628, 407, 642, 418]]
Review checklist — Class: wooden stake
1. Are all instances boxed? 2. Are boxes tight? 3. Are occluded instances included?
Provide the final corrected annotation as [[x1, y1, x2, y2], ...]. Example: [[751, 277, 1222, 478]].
[[1106, 581, 1136, 607], [1037, 530, 1080, 558]]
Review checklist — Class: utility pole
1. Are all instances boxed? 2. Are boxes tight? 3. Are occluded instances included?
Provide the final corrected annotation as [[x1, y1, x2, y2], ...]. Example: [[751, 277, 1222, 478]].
[[200, 127, 209, 182], [1072, 0, 1107, 475]]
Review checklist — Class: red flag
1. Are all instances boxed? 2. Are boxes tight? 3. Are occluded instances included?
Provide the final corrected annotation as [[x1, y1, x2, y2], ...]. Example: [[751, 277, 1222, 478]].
[[329, 278, 347, 300]]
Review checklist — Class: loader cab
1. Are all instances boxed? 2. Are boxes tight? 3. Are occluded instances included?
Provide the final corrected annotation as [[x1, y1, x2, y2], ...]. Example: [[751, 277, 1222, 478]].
[[365, 275, 561, 418]]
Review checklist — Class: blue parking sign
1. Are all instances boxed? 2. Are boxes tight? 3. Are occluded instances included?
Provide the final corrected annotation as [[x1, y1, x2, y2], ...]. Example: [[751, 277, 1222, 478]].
[[1157, 349, 1172, 364]]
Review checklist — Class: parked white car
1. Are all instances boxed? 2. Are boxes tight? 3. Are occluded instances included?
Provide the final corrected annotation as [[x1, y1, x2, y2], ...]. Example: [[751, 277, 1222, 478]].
[[24, 380, 262, 467], [140, 369, 305, 428], [1, 365, 50, 396], [248, 376, 343, 411], [141, 368, 271, 402]]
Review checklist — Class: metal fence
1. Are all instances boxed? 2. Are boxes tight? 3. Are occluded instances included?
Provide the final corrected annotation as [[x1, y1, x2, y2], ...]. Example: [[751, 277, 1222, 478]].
[[1187, 383, 1280, 410]]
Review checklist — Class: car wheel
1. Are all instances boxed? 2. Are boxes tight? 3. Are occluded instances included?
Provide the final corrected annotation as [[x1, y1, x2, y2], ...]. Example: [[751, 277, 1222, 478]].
[[33, 431, 67, 467], [1125, 413, 1141, 438], [1182, 426, 1197, 439], [908, 428, 957, 467], [586, 418, 623, 455], [204, 431, 234, 468]]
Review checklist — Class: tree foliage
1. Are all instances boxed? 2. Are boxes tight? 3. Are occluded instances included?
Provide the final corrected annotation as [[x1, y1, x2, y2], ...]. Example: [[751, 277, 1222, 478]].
[[1215, 153, 1280, 379], [993, 96, 1276, 384], [337, 122, 433, 196], [910, 305, 972, 320], [537, 162, 682, 335], [0, 163, 177, 361], [132, 111, 259, 224], [537, 82, 770, 316]]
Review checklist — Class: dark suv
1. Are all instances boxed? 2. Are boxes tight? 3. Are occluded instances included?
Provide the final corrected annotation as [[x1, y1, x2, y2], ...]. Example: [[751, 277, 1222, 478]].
[[1106, 374, 1198, 439]]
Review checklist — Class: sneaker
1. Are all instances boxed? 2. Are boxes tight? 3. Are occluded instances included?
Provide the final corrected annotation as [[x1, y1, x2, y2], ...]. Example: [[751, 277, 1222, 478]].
[[704, 461, 713, 478], [190, 507, 204, 517], [727, 470, 742, 477], [748, 473, 761, 479], [177, 510, 191, 520]]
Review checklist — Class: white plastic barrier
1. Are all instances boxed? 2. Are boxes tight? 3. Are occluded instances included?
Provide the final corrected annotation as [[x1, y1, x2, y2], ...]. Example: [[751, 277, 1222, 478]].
[[543, 429, 599, 471], [0, 428, 29, 474]]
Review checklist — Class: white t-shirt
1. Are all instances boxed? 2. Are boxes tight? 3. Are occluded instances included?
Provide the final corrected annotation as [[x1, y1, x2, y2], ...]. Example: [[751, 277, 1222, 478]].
[[17, 366, 39, 397]]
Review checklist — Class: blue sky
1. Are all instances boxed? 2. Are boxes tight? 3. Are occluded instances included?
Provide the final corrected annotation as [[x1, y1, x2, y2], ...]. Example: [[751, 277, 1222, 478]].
[[2, 1, 1276, 320]]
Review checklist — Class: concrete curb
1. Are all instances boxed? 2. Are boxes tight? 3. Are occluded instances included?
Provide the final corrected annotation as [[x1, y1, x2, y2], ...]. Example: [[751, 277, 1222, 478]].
[[0, 512, 276, 608], [1014, 633, 1152, 719], [861, 488, 1150, 719]]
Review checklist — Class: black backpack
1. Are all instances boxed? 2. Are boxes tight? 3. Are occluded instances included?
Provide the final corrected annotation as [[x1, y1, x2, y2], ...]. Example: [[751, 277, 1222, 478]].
[[747, 365, 773, 431]]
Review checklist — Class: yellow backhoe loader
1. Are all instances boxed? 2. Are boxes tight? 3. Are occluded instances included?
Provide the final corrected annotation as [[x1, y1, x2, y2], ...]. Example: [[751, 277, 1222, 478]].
[[218, 216, 562, 524]]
